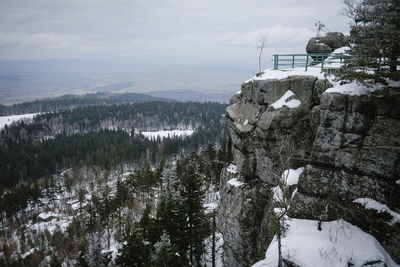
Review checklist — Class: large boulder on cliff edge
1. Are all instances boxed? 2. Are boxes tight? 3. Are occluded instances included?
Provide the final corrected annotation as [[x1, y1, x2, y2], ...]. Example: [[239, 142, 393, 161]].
[[306, 32, 349, 54]]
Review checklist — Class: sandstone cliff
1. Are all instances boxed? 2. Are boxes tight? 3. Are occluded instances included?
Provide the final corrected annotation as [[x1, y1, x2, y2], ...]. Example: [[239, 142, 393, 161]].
[[217, 74, 400, 266]]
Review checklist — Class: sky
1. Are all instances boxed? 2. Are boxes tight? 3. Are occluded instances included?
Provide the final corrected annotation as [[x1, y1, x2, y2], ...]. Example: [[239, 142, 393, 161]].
[[0, 0, 350, 63], [0, 0, 351, 102]]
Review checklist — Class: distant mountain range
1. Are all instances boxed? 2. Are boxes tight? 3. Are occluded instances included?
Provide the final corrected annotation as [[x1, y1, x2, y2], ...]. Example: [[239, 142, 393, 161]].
[[0, 92, 170, 116], [0, 59, 254, 105], [148, 89, 234, 103]]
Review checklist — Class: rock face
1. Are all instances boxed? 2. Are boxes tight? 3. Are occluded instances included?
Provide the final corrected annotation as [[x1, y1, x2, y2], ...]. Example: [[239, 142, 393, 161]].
[[217, 75, 400, 266], [306, 32, 349, 54]]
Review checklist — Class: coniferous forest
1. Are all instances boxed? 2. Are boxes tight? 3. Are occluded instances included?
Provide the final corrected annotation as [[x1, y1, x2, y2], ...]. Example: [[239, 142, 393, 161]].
[[0, 96, 231, 266]]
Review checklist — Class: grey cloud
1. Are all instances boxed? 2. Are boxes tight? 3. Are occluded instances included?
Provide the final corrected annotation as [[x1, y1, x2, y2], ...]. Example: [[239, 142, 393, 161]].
[[0, 0, 350, 64]]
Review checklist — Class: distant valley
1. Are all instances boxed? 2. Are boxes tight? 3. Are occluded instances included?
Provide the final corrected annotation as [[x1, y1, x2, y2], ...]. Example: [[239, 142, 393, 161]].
[[0, 59, 254, 105]]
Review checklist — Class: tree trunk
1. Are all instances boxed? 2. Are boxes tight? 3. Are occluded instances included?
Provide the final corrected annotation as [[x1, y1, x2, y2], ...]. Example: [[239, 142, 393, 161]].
[[107, 220, 110, 249], [212, 212, 216, 267], [278, 217, 283, 267], [390, 56, 397, 72]]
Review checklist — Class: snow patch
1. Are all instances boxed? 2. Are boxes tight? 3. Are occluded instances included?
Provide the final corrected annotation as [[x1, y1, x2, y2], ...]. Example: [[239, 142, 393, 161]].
[[272, 186, 282, 202], [245, 67, 326, 82], [353, 198, 400, 224], [324, 81, 384, 96], [226, 164, 238, 174], [253, 219, 398, 267], [0, 113, 39, 130], [270, 90, 301, 109], [38, 211, 59, 221], [21, 248, 37, 259], [272, 167, 304, 202], [396, 179, 400, 185], [283, 167, 304, 186], [30, 215, 74, 234], [235, 90, 241, 95], [388, 79, 400, 87], [202, 232, 224, 267], [204, 202, 218, 214], [333, 46, 350, 54], [227, 178, 245, 187], [141, 129, 194, 140]]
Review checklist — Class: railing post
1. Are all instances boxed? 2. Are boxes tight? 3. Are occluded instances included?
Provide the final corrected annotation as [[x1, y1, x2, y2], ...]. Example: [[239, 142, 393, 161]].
[[273, 55, 277, 70], [305, 54, 309, 71], [292, 55, 295, 68], [340, 53, 343, 64], [276, 55, 279, 70], [321, 55, 325, 71]]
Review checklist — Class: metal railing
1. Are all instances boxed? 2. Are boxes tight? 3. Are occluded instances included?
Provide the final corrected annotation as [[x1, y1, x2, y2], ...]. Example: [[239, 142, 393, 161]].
[[273, 53, 346, 71]]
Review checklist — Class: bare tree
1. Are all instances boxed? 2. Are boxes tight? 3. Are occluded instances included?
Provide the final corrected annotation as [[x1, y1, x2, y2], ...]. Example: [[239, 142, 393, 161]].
[[342, 0, 365, 25], [257, 36, 266, 74], [314, 21, 326, 36], [270, 133, 296, 267]]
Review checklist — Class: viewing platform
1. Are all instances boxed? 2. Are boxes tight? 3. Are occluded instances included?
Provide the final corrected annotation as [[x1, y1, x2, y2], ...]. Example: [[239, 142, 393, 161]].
[[273, 52, 347, 72]]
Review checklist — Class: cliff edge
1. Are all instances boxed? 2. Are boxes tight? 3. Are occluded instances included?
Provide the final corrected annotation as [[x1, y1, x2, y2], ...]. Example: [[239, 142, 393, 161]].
[[217, 71, 400, 266]]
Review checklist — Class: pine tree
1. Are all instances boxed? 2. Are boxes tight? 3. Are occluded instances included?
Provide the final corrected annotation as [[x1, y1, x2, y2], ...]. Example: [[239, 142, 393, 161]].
[[156, 166, 188, 264], [337, 0, 400, 83], [151, 232, 183, 267], [87, 237, 102, 267], [115, 228, 151, 267], [176, 155, 209, 266]]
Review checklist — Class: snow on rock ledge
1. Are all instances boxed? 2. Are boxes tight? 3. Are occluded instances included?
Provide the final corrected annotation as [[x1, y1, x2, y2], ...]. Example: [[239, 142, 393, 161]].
[[324, 81, 383, 96], [227, 163, 238, 174], [227, 178, 245, 187], [283, 167, 304, 186], [270, 90, 301, 109], [353, 198, 400, 225], [253, 219, 398, 267]]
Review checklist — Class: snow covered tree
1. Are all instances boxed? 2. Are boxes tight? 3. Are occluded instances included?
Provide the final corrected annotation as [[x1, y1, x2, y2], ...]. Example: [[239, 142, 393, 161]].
[[337, 0, 400, 83], [151, 232, 182, 266]]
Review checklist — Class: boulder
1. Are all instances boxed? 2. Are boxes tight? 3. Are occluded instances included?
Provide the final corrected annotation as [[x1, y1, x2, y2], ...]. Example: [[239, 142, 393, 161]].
[[306, 32, 349, 54]]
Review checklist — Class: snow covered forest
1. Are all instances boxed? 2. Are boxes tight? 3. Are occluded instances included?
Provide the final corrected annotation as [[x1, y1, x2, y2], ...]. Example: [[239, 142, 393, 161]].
[[0, 99, 229, 266]]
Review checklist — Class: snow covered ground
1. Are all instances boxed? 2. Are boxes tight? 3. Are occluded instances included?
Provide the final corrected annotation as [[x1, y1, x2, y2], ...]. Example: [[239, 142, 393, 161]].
[[253, 219, 398, 267], [202, 232, 224, 267], [141, 129, 194, 140], [0, 113, 39, 130]]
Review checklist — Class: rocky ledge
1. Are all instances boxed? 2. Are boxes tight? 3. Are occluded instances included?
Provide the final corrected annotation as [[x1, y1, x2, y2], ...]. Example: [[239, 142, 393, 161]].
[[217, 74, 400, 266]]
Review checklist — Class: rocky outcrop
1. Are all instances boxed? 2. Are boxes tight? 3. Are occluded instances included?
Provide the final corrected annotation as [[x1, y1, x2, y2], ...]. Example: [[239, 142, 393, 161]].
[[218, 75, 400, 266], [306, 32, 349, 54]]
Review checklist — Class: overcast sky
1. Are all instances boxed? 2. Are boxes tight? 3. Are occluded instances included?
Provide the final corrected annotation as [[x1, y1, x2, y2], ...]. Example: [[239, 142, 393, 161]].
[[0, 0, 350, 67]]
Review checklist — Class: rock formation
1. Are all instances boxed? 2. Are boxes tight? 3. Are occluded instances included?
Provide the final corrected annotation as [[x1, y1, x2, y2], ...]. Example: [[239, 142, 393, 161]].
[[306, 32, 349, 54], [217, 75, 400, 266]]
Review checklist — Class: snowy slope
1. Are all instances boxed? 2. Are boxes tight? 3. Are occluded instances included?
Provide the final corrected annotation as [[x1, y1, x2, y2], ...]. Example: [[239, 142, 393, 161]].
[[253, 219, 398, 267], [0, 113, 39, 130], [141, 129, 194, 139]]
